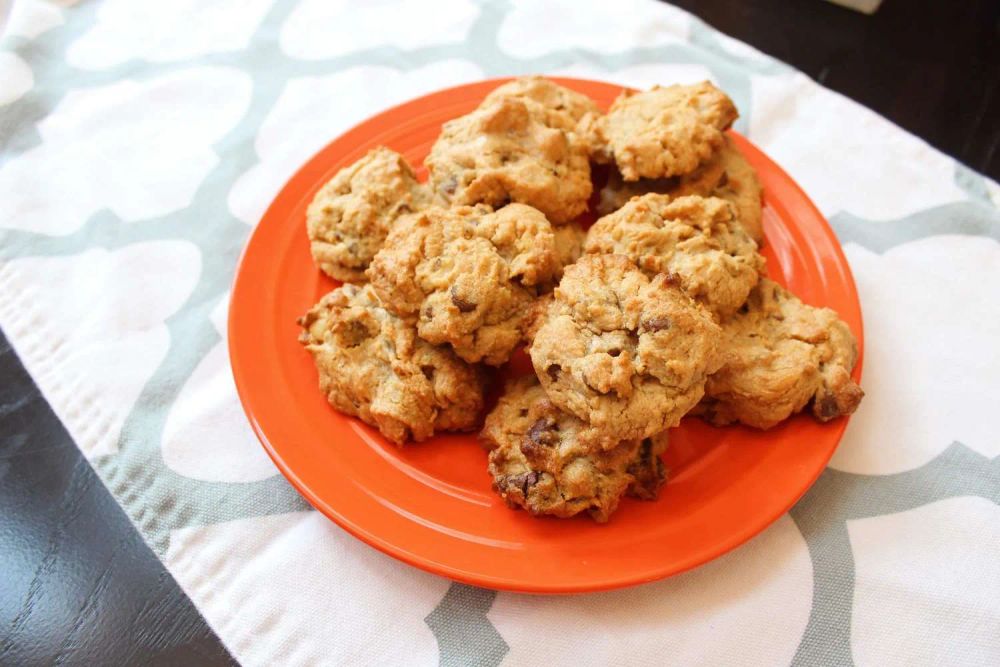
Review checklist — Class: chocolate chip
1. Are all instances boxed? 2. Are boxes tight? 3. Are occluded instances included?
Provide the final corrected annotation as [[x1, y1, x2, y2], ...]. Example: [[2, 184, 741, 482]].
[[814, 394, 841, 421], [526, 418, 559, 447], [626, 439, 665, 500], [718, 171, 729, 187], [639, 439, 652, 457], [545, 365, 560, 381], [450, 286, 477, 312], [641, 316, 672, 332], [516, 471, 540, 496], [420, 365, 435, 381], [663, 272, 682, 286], [608, 348, 621, 357]]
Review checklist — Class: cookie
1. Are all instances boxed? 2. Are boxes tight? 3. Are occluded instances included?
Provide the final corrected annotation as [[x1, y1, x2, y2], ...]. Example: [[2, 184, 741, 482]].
[[530, 254, 723, 441], [590, 81, 738, 181], [595, 169, 675, 218], [696, 278, 864, 429], [298, 284, 485, 444], [585, 194, 764, 318], [483, 75, 601, 131], [482, 376, 669, 522], [522, 292, 553, 346], [704, 137, 763, 243], [552, 220, 586, 281], [367, 203, 558, 365], [425, 95, 592, 223], [306, 147, 430, 282], [596, 137, 764, 243]]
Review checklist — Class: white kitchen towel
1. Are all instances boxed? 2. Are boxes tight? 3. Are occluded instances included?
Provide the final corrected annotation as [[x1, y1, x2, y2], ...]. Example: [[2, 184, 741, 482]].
[[1, 1, 998, 665]]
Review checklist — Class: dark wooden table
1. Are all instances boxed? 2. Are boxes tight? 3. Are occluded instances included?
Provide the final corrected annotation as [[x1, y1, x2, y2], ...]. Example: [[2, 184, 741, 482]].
[[1, 1, 997, 664]]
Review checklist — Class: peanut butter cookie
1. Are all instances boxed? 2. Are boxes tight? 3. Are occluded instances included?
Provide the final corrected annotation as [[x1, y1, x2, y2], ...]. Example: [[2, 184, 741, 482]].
[[585, 194, 764, 318], [696, 278, 864, 429], [367, 203, 558, 365], [589, 81, 738, 181], [426, 95, 592, 223], [306, 147, 430, 282], [596, 137, 764, 243], [298, 283, 485, 444], [482, 376, 668, 522], [530, 254, 723, 441], [484, 75, 601, 131], [552, 220, 586, 281]]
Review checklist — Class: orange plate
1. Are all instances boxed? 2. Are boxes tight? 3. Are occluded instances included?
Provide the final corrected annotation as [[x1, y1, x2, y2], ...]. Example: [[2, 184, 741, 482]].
[[229, 78, 863, 594]]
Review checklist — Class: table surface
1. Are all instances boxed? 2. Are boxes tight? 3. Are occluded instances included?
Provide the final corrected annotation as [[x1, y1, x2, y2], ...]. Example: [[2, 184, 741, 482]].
[[1, 0, 997, 664]]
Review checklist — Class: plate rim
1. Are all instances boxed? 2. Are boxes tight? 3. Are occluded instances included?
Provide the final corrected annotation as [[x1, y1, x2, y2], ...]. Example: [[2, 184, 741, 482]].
[[228, 76, 864, 594]]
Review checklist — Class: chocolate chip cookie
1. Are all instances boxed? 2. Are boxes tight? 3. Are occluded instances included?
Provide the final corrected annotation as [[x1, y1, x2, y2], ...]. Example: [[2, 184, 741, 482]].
[[483, 75, 601, 131], [589, 81, 738, 181], [585, 194, 764, 318], [596, 137, 764, 243], [552, 221, 586, 282], [707, 137, 764, 243], [298, 283, 485, 444], [530, 254, 723, 441], [425, 95, 592, 223], [482, 376, 668, 522], [696, 278, 864, 429], [306, 147, 430, 282], [367, 203, 558, 365]]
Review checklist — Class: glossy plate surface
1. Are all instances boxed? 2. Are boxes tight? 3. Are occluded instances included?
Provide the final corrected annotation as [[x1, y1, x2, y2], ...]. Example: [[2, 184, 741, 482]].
[[229, 78, 864, 593]]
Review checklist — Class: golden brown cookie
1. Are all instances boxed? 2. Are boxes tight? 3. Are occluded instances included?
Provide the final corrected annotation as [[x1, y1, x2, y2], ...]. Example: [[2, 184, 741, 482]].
[[306, 147, 430, 282], [482, 375, 668, 522], [483, 75, 601, 131], [530, 254, 723, 441], [696, 278, 864, 429], [596, 137, 764, 243], [551, 221, 586, 281], [367, 203, 558, 365], [705, 138, 763, 243], [425, 95, 592, 223], [298, 284, 485, 444], [590, 81, 738, 181], [585, 194, 764, 318]]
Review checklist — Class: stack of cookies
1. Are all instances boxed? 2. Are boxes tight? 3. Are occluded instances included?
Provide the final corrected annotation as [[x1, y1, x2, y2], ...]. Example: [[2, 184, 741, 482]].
[[298, 77, 864, 523]]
